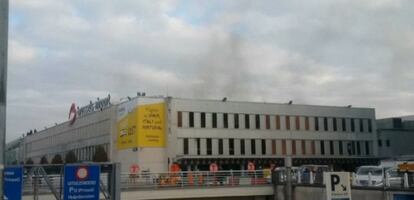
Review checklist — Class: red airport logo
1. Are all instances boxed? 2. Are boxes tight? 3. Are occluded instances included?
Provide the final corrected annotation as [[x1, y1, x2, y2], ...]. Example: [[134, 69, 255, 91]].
[[68, 103, 77, 125]]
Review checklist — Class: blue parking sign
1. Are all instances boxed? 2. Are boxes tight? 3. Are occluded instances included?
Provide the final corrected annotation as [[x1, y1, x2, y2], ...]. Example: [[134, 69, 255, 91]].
[[64, 164, 100, 200], [3, 166, 23, 200]]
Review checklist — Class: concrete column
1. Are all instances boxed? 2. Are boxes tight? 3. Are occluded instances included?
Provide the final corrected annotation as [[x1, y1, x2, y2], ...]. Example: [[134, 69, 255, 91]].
[[0, 0, 8, 198]]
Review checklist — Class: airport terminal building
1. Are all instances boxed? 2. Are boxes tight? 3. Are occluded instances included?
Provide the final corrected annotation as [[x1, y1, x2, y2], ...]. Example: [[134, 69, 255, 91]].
[[6, 95, 379, 172]]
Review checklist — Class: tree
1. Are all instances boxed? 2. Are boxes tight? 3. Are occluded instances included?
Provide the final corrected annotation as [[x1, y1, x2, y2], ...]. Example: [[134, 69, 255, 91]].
[[26, 158, 34, 165], [51, 154, 63, 164], [65, 151, 78, 163], [40, 156, 49, 164], [93, 146, 108, 162]]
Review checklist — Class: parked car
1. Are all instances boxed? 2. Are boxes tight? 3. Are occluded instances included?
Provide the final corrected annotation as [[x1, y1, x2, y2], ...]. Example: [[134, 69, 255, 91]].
[[385, 167, 403, 187], [354, 166, 387, 187]]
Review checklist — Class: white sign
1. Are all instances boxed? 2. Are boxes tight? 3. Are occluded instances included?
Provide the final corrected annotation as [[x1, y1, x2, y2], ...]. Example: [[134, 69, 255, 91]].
[[324, 172, 352, 200]]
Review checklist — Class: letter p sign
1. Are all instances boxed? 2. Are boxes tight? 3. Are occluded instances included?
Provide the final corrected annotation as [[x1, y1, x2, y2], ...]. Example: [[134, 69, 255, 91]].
[[331, 174, 340, 191]]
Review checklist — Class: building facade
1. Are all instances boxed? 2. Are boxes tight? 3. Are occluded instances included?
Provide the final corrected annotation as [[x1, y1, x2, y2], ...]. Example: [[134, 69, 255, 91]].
[[377, 116, 414, 158], [7, 96, 380, 172]]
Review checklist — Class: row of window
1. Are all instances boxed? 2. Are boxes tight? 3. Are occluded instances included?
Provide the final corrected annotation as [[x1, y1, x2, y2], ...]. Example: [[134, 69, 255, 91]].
[[181, 138, 372, 156], [177, 112, 373, 133]]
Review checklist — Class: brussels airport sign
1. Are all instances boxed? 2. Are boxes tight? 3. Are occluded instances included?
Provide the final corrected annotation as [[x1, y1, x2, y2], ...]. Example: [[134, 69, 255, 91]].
[[77, 95, 111, 117], [69, 95, 111, 125]]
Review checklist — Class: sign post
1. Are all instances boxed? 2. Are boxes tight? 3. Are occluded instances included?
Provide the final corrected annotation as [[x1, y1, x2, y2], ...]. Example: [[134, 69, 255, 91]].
[[64, 164, 100, 200], [325, 172, 352, 200], [3, 166, 23, 200]]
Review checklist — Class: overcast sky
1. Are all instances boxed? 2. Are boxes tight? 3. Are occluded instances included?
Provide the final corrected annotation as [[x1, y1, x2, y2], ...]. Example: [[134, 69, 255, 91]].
[[7, 0, 414, 141]]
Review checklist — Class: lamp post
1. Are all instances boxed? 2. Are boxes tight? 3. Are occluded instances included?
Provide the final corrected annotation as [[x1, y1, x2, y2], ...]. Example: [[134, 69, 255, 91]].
[[0, 0, 8, 199]]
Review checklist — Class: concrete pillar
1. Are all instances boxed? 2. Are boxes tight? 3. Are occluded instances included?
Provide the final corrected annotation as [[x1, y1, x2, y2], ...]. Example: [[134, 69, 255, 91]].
[[0, 0, 7, 198]]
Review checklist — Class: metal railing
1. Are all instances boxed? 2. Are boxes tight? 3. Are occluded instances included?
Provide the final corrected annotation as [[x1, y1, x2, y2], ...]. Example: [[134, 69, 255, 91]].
[[120, 170, 271, 189]]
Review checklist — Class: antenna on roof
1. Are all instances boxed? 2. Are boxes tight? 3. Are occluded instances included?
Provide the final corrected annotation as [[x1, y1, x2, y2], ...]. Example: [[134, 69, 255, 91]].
[[288, 100, 293, 105], [222, 97, 227, 102], [347, 105, 352, 108]]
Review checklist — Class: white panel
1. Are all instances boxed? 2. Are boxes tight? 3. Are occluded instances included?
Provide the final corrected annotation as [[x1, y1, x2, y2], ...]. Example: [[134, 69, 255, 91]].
[[212, 139, 218, 155], [299, 116, 305, 131], [240, 114, 245, 129], [363, 119, 369, 133], [270, 116, 276, 130], [296, 140, 302, 156], [249, 114, 255, 130], [328, 118, 333, 132], [206, 113, 212, 128], [276, 140, 282, 155], [194, 112, 201, 128], [234, 139, 241, 155], [182, 112, 189, 128], [260, 115, 266, 130], [345, 118, 351, 132], [217, 113, 224, 128], [223, 138, 229, 155], [177, 138, 183, 155], [281, 116, 287, 130], [309, 117, 315, 131], [306, 140, 312, 155], [229, 114, 235, 129], [245, 139, 251, 155], [286, 140, 292, 155], [266, 140, 272, 155]]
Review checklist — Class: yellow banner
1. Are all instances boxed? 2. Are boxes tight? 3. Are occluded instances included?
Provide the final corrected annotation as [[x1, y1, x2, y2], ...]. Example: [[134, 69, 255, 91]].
[[117, 102, 166, 149], [137, 103, 166, 147], [117, 108, 138, 149]]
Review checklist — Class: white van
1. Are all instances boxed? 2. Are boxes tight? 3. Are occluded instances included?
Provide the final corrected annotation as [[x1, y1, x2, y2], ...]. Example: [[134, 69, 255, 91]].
[[354, 166, 386, 187]]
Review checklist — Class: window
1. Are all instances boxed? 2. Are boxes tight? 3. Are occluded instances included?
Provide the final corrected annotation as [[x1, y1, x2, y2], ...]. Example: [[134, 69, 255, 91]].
[[285, 116, 291, 130], [305, 117, 310, 130], [206, 138, 212, 155], [271, 140, 276, 155], [311, 141, 316, 155], [378, 140, 382, 147], [245, 114, 250, 129], [368, 120, 373, 133], [333, 118, 337, 131], [324, 117, 328, 131], [357, 141, 361, 155], [315, 117, 319, 131], [282, 140, 287, 155], [291, 140, 296, 155], [223, 113, 228, 128], [320, 141, 325, 155], [196, 138, 200, 155], [339, 141, 343, 155], [218, 139, 223, 155], [329, 141, 334, 155], [265, 115, 270, 129], [301, 140, 306, 155], [386, 140, 390, 147], [342, 118, 347, 132], [201, 112, 206, 128], [189, 112, 194, 128], [261, 140, 266, 155], [359, 119, 364, 132], [234, 114, 239, 129], [351, 119, 355, 132], [178, 112, 182, 127], [229, 139, 234, 155], [255, 114, 260, 129], [275, 115, 281, 130], [251, 140, 256, 155], [295, 116, 300, 130], [365, 141, 370, 155], [240, 139, 245, 155], [212, 113, 217, 128], [183, 138, 188, 155]]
